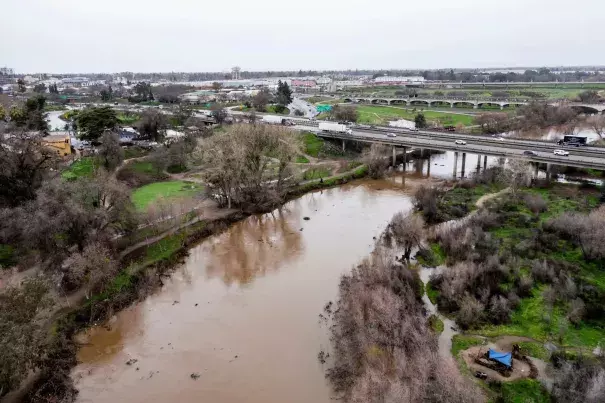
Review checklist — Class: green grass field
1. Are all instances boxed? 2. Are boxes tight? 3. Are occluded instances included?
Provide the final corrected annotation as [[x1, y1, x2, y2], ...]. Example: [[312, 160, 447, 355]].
[[303, 167, 331, 181], [61, 157, 97, 180], [131, 181, 203, 211], [266, 105, 290, 115], [355, 105, 475, 126], [301, 132, 325, 157]]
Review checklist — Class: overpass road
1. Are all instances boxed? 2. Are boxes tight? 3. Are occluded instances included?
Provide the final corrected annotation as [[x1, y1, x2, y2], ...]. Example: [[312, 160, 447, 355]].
[[296, 125, 605, 170]]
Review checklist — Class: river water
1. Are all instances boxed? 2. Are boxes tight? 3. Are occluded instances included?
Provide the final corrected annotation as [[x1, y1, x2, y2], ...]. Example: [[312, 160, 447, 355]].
[[72, 179, 421, 403]]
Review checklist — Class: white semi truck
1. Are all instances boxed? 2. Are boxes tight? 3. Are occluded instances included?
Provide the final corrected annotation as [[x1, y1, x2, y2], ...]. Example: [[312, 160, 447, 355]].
[[262, 115, 287, 125], [319, 122, 353, 135]]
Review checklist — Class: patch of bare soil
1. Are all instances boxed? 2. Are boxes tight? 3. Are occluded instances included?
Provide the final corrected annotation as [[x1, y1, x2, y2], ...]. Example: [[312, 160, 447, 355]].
[[462, 346, 533, 382]]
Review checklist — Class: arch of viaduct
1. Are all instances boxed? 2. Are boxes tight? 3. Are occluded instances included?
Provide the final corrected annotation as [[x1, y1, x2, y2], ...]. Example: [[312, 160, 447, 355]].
[[341, 97, 605, 113]]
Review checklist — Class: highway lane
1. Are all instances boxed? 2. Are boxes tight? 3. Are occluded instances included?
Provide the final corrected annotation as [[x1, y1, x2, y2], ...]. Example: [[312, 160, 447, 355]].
[[295, 125, 605, 170]]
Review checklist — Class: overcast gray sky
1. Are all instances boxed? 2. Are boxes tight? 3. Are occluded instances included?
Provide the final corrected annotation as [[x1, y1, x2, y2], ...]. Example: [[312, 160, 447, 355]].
[[2, 0, 604, 74]]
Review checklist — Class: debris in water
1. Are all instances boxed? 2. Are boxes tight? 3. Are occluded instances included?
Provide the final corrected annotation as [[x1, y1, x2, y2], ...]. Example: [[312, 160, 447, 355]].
[[372, 236, 376, 240], [136, 367, 140, 371], [303, 216, 310, 220], [172, 300, 179, 305], [190, 373, 201, 380], [195, 303, 198, 306], [126, 359, 138, 366], [318, 351, 327, 364], [299, 228, 303, 231], [234, 355, 238, 359], [324, 301, 333, 315]]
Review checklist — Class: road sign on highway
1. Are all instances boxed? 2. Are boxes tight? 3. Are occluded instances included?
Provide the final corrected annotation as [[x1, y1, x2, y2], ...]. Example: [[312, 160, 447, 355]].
[[316, 105, 332, 112]]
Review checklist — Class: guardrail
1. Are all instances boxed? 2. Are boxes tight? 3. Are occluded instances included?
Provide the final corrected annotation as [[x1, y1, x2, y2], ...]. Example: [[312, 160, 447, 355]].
[[313, 131, 605, 170]]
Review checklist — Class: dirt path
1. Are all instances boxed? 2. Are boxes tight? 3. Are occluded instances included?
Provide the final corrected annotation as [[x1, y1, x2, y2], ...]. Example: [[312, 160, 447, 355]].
[[476, 187, 510, 208]]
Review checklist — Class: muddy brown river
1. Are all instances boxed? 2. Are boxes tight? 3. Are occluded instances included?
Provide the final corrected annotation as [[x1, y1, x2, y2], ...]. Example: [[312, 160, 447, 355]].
[[72, 179, 420, 403]]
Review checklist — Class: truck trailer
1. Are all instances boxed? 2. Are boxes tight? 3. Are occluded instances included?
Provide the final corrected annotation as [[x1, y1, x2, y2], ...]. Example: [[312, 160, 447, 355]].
[[558, 135, 587, 147], [262, 115, 287, 125], [319, 122, 353, 135]]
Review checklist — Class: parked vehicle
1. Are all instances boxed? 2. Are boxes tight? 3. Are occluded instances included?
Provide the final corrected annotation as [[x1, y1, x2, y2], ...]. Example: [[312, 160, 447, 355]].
[[523, 150, 538, 156], [455, 140, 467, 145], [553, 149, 569, 156], [262, 115, 287, 125], [319, 122, 353, 135]]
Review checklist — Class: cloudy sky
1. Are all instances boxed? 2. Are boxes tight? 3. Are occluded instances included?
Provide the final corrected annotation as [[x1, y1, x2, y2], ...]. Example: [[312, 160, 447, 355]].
[[2, 0, 604, 74]]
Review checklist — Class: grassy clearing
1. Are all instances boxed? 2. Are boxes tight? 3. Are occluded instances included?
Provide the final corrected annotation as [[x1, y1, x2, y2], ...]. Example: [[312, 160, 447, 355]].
[[296, 155, 310, 163], [517, 341, 550, 360], [61, 157, 96, 180], [426, 282, 440, 305], [131, 181, 203, 211], [451, 334, 484, 356], [117, 112, 140, 125], [303, 167, 331, 181], [490, 379, 550, 403], [428, 314, 444, 333], [418, 242, 446, 267], [123, 146, 150, 160], [355, 105, 475, 127], [266, 105, 290, 115]]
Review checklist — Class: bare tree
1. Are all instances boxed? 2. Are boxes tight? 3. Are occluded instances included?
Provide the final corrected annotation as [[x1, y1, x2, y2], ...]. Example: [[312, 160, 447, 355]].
[[475, 112, 510, 134], [0, 130, 59, 207], [137, 109, 168, 142], [252, 89, 271, 112], [193, 124, 300, 211], [327, 248, 482, 403], [587, 114, 605, 139], [0, 278, 52, 395], [63, 243, 119, 295], [332, 105, 359, 123], [499, 159, 532, 194], [362, 144, 390, 179], [98, 131, 124, 171], [210, 104, 228, 124], [384, 212, 424, 261]]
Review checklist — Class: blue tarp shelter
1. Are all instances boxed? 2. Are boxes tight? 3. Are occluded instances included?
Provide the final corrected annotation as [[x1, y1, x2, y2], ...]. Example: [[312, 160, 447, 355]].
[[488, 349, 512, 368]]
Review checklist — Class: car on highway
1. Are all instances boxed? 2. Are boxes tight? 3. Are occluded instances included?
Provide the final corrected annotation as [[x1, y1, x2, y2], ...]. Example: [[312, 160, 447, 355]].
[[454, 140, 467, 145], [523, 150, 538, 156], [553, 149, 570, 156], [386, 133, 397, 138]]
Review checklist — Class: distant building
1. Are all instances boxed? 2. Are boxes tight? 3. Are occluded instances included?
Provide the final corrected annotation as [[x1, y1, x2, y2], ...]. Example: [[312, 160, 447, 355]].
[[374, 76, 425, 84], [42, 133, 72, 156], [333, 80, 365, 88], [291, 80, 317, 89]]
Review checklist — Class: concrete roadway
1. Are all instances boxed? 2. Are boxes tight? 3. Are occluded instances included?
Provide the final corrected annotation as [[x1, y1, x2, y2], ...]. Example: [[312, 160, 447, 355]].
[[295, 125, 605, 170]]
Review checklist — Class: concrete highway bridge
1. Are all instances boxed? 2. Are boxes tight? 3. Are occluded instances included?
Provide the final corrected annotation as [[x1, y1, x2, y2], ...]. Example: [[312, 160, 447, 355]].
[[340, 96, 605, 113], [300, 125, 605, 178]]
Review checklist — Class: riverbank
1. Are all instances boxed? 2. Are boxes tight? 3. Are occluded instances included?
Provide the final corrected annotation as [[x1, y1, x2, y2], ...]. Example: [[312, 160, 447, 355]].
[[418, 176, 605, 402], [15, 163, 371, 402], [69, 178, 419, 403]]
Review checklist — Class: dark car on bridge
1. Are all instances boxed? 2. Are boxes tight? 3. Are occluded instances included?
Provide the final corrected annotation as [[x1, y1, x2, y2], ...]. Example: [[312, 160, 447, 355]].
[[523, 150, 538, 156]]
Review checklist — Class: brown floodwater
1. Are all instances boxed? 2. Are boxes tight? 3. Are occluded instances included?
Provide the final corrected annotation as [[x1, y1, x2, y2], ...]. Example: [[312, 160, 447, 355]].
[[72, 179, 421, 403]]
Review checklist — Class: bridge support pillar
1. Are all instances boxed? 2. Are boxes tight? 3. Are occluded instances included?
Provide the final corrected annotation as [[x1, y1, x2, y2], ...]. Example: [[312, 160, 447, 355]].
[[546, 163, 552, 182], [461, 153, 467, 178], [392, 146, 397, 167], [473, 104, 478, 109], [483, 155, 487, 170], [402, 147, 407, 171], [342, 139, 345, 152], [476, 154, 481, 171], [453, 152, 459, 179], [427, 153, 431, 176], [500, 105, 504, 110], [534, 163, 539, 178]]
